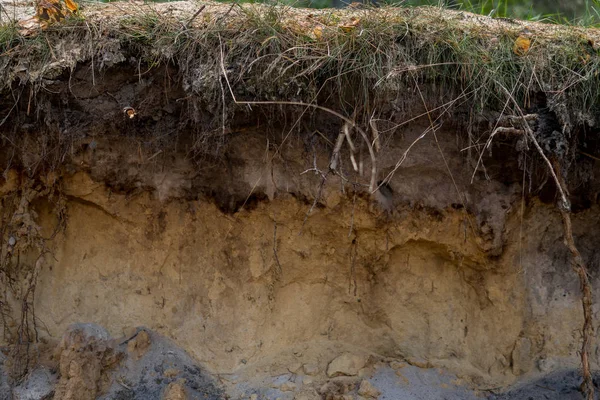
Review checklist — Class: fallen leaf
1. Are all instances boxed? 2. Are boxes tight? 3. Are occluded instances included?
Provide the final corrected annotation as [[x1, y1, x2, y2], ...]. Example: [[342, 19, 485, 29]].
[[313, 26, 323, 40], [339, 17, 360, 33], [513, 36, 530, 56], [17, 17, 41, 36], [64, 0, 79, 13], [36, 0, 65, 24]]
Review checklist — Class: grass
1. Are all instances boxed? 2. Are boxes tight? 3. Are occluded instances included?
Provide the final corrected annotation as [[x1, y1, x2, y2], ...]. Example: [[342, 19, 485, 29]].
[[1, 1, 600, 141]]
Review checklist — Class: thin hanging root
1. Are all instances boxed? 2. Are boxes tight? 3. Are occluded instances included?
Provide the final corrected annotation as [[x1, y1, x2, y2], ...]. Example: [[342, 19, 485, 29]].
[[329, 132, 346, 171], [349, 152, 358, 172], [343, 122, 356, 153], [562, 210, 595, 400], [555, 165, 595, 400], [344, 122, 359, 172], [369, 113, 380, 153], [219, 36, 377, 191], [494, 80, 594, 397]]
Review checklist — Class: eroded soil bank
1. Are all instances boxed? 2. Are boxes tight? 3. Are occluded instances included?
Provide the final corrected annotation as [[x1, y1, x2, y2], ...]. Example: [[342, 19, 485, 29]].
[[1, 2, 600, 397], [1, 68, 600, 398]]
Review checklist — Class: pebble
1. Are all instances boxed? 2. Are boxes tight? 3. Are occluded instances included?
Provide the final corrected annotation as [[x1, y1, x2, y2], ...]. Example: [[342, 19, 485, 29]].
[[357, 379, 381, 399], [327, 353, 367, 377]]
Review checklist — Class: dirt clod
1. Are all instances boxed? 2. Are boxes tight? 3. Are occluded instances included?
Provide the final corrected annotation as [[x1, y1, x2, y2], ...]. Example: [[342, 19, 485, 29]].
[[53, 324, 122, 400], [127, 330, 151, 360], [327, 354, 368, 378], [357, 379, 381, 399], [161, 379, 188, 400]]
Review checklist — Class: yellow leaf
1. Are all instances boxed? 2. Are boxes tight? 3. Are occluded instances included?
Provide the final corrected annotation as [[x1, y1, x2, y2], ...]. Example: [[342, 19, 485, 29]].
[[313, 26, 323, 40], [513, 36, 531, 56]]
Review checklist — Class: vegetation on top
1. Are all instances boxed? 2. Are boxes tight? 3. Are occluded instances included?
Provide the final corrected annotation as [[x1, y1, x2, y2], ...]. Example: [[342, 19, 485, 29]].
[[0, 1, 599, 143]]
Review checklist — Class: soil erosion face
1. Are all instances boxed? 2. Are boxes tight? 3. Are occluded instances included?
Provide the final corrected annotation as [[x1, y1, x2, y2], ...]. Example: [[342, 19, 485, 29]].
[[1, 64, 600, 397]]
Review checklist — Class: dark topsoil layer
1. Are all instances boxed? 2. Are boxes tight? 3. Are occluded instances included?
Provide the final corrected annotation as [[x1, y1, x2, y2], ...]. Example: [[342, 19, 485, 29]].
[[1, 0, 600, 206]]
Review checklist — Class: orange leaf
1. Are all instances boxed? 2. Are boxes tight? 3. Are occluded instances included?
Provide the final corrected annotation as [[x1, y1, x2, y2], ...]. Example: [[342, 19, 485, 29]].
[[64, 0, 79, 14], [513, 36, 530, 56], [36, 0, 65, 24]]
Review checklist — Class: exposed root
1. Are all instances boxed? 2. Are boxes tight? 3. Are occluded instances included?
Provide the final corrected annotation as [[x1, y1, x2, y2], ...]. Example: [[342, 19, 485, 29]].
[[486, 83, 595, 398], [0, 177, 66, 382], [560, 209, 595, 400], [554, 163, 595, 400]]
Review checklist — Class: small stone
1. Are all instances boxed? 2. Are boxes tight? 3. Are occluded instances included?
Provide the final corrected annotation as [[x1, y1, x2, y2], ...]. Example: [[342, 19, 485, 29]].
[[327, 353, 367, 377], [303, 377, 314, 385], [288, 362, 303, 374], [249, 395, 258, 400], [280, 382, 297, 392], [406, 357, 431, 369], [389, 361, 405, 370], [294, 390, 319, 400], [128, 330, 151, 360], [303, 363, 319, 376], [318, 382, 335, 395], [161, 379, 188, 400], [537, 357, 556, 373], [357, 380, 381, 399]]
